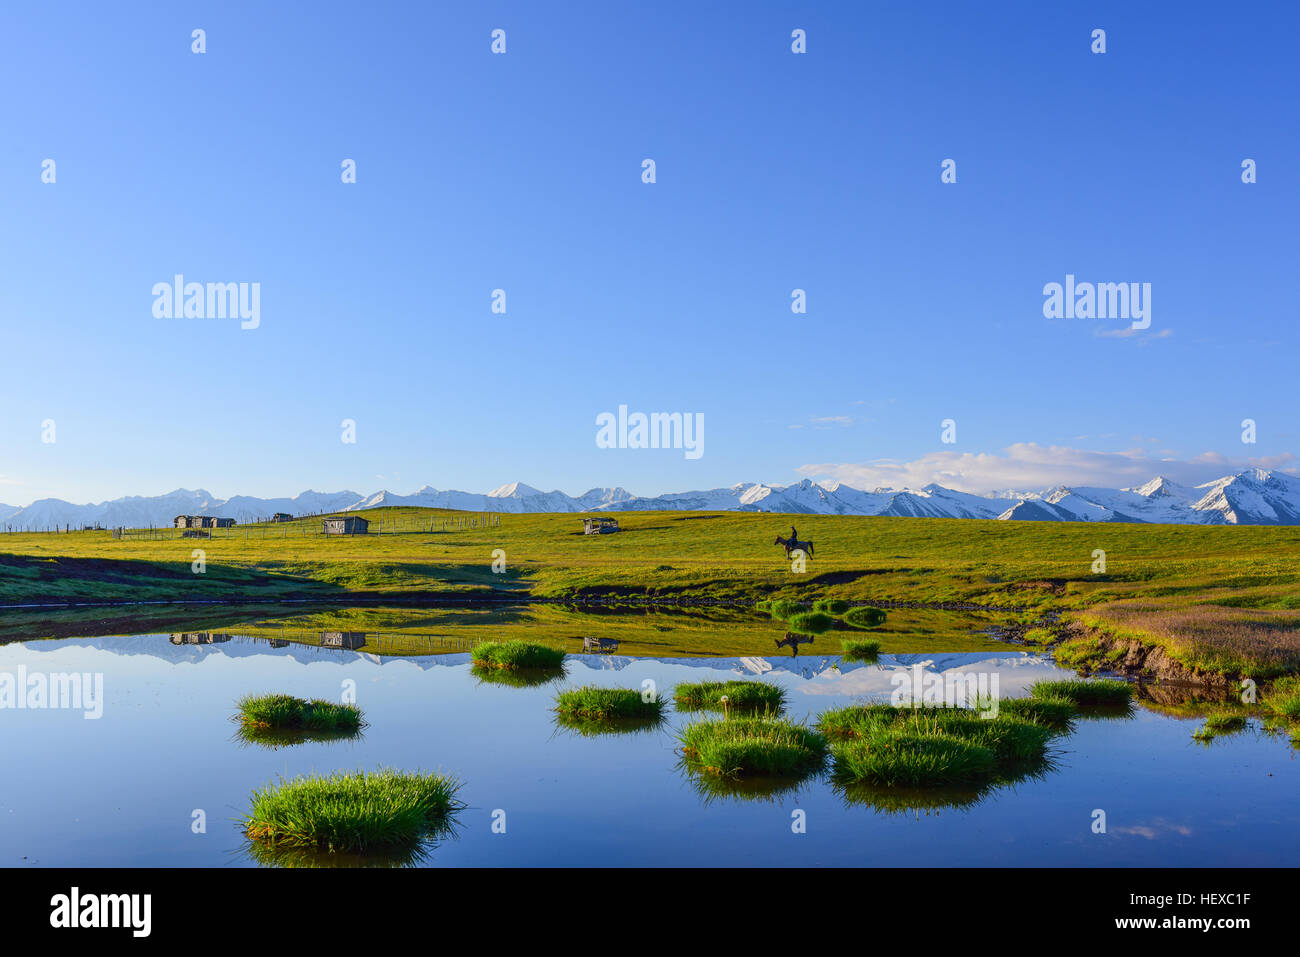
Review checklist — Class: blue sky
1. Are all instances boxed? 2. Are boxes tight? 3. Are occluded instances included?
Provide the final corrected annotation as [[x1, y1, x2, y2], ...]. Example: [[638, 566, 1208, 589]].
[[1, 1, 1296, 505]]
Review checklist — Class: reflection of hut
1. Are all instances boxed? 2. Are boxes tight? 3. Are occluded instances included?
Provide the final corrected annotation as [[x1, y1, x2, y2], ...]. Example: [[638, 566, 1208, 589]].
[[323, 516, 368, 535], [582, 637, 620, 654], [269, 639, 290, 649], [582, 517, 620, 535], [320, 631, 366, 650]]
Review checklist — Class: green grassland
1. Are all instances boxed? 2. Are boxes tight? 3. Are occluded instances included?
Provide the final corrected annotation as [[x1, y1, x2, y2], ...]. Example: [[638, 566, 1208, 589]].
[[2, 506, 1298, 675]]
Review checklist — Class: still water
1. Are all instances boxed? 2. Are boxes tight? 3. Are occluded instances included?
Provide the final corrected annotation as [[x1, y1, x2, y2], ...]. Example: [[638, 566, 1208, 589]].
[[1, 611, 1297, 867]]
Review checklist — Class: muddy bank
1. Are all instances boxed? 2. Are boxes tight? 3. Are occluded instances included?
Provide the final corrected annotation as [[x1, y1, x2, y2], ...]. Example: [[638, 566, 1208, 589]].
[[1053, 622, 1239, 691]]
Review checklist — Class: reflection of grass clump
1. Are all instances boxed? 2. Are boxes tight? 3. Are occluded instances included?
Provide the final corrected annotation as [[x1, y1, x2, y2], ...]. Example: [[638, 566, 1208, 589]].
[[674, 679, 786, 713], [243, 768, 464, 854], [788, 611, 835, 635], [843, 607, 887, 630], [554, 685, 664, 720], [236, 693, 363, 734], [471, 665, 564, 688], [840, 638, 881, 661], [471, 640, 565, 670], [1031, 678, 1133, 706], [814, 598, 852, 615], [678, 716, 828, 779]]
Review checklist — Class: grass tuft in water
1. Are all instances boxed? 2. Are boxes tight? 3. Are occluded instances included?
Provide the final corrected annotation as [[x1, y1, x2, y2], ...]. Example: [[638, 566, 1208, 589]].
[[831, 731, 997, 788], [678, 715, 828, 779], [988, 694, 1078, 731], [1030, 678, 1133, 706], [554, 685, 665, 720], [1193, 711, 1249, 741], [235, 693, 363, 733], [470, 639, 566, 670], [760, 599, 805, 621], [674, 679, 787, 714], [243, 768, 464, 853]]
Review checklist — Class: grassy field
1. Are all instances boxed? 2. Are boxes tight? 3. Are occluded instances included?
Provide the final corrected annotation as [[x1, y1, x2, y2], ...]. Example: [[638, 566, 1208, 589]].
[[2, 505, 1298, 675]]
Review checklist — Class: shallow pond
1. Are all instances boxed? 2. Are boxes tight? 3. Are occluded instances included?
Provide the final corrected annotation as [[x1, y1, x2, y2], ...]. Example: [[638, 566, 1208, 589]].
[[1, 608, 1296, 867]]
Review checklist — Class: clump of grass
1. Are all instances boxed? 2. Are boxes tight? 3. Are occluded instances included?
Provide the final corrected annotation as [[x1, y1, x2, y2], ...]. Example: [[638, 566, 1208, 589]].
[[1021, 627, 1056, 646], [843, 606, 887, 630], [814, 598, 852, 615], [788, 611, 835, 635], [1264, 676, 1300, 721], [1193, 711, 1248, 741], [761, 600, 804, 621], [678, 716, 828, 779], [821, 703, 1054, 788], [817, 703, 905, 738], [243, 768, 464, 853], [831, 731, 997, 788], [554, 685, 665, 720], [1030, 678, 1133, 706], [235, 693, 363, 733], [841, 638, 881, 661], [674, 679, 787, 713], [470, 639, 565, 670], [993, 694, 1077, 731]]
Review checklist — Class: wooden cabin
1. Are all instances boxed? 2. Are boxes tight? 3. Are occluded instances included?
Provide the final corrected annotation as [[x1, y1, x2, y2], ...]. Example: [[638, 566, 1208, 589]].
[[323, 516, 369, 535], [582, 517, 620, 535]]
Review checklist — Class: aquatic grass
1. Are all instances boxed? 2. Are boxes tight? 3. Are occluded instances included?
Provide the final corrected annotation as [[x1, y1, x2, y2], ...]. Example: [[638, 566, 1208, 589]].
[[831, 731, 997, 788], [843, 606, 887, 630], [1263, 676, 1300, 721], [1193, 711, 1248, 742], [1030, 678, 1133, 707], [243, 768, 464, 853], [678, 715, 828, 779], [993, 694, 1077, 731], [840, 637, 881, 661], [816, 703, 905, 738], [235, 693, 363, 734], [787, 611, 835, 635], [470, 639, 566, 670], [673, 679, 787, 713], [554, 685, 665, 720]]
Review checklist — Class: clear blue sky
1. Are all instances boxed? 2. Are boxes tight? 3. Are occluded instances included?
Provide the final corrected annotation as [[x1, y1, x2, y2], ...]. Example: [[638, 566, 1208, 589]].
[[1, 1, 1296, 504]]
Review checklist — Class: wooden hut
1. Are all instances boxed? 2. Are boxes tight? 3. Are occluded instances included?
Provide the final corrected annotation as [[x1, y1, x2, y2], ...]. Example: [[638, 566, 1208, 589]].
[[323, 516, 369, 535]]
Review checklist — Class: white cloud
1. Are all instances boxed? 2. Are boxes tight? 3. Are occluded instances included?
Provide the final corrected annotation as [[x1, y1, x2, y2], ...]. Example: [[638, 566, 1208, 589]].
[[797, 443, 1298, 494]]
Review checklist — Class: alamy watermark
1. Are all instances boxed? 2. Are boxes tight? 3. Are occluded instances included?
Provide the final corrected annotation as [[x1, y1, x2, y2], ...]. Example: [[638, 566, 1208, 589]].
[[1, 667, 104, 719], [152, 274, 260, 329], [596, 405, 703, 459], [1043, 274, 1151, 330], [890, 664, 1000, 717]]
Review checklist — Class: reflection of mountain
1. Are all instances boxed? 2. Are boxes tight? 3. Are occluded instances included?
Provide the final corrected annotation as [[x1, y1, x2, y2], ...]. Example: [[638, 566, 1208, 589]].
[[18, 633, 1052, 680]]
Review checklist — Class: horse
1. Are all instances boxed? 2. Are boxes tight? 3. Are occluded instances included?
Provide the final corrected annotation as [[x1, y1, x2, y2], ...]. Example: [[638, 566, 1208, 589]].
[[774, 534, 814, 558]]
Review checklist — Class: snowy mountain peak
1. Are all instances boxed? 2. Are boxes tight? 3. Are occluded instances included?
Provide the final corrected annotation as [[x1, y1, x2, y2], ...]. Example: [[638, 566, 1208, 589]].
[[4, 470, 1299, 528]]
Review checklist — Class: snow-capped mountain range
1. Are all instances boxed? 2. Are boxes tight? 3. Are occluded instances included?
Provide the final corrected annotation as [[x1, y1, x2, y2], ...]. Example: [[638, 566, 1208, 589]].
[[3, 468, 1299, 529]]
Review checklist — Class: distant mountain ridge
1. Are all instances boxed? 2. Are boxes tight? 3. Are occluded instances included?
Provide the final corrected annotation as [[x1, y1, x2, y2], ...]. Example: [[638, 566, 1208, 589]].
[[4, 468, 1300, 528]]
